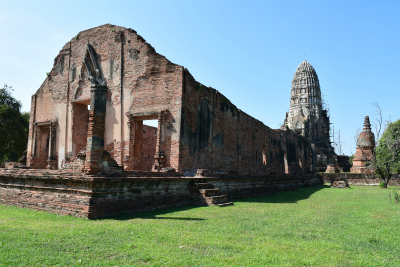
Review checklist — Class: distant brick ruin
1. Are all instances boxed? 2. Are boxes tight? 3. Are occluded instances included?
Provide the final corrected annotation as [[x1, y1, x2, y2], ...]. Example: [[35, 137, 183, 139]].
[[350, 116, 375, 173], [1, 24, 324, 218], [283, 60, 337, 172]]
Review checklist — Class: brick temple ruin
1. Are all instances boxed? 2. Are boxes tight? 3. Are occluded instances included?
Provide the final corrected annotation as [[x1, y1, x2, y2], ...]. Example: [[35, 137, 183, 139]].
[[25, 24, 317, 176], [0, 24, 323, 218]]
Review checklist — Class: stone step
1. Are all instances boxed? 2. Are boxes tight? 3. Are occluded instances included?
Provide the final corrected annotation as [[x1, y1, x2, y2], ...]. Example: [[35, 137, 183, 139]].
[[210, 195, 228, 204], [195, 183, 215, 189], [199, 189, 220, 197], [217, 202, 234, 207]]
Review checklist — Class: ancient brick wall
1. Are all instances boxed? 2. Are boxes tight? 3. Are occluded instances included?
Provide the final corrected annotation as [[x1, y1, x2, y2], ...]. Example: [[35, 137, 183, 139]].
[[179, 69, 312, 176], [0, 169, 321, 219], [0, 170, 91, 218], [319, 173, 400, 186]]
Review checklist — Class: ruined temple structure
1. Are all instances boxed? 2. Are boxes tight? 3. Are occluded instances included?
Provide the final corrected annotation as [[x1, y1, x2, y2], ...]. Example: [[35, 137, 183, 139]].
[[0, 24, 326, 219], [350, 116, 375, 173], [25, 24, 314, 176], [283, 60, 337, 172]]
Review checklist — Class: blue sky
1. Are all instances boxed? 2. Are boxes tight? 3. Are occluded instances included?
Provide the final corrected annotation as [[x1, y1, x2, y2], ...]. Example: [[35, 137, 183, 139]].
[[1, 0, 399, 156]]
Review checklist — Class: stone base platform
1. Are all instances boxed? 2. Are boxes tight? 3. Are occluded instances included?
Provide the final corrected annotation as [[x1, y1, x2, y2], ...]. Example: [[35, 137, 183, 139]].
[[331, 178, 350, 188], [319, 173, 400, 186], [0, 169, 321, 219]]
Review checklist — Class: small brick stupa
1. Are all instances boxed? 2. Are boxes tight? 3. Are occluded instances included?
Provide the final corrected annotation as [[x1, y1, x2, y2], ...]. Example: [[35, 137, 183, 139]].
[[351, 116, 375, 173]]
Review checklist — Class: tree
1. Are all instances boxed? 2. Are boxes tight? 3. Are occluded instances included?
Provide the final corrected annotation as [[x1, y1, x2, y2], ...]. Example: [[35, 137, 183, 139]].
[[349, 154, 354, 165], [353, 103, 399, 188], [374, 119, 400, 188], [0, 85, 30, 164]]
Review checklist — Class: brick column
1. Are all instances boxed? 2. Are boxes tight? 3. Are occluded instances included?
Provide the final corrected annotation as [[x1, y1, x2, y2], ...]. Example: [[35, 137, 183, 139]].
[[123, 116, 133, 171], [132, 120, 143, 171], [85, 85, 108, 174], [32, 126, 37, 158]]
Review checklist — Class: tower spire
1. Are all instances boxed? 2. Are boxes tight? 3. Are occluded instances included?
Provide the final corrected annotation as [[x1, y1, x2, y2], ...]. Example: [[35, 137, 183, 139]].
[[284, 60, 337, 172]]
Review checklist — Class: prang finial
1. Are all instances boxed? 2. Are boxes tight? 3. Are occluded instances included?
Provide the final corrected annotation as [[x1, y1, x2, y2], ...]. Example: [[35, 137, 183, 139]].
[[363, 116, 371, 132]]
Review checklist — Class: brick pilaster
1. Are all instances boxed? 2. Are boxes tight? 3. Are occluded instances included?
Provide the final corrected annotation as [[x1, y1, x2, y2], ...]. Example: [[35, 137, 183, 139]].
[[85, 85, 108, 174]]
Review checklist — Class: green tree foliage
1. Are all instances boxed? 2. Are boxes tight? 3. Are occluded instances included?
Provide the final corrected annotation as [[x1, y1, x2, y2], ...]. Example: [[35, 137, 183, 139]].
[[349, 154, 354, 166], [374, 119, 400, 188], [0, 85, 30, 164]]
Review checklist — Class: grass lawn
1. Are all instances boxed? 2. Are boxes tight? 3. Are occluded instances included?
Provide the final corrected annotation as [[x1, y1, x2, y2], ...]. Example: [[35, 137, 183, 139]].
[[1, 185, 400, 266]]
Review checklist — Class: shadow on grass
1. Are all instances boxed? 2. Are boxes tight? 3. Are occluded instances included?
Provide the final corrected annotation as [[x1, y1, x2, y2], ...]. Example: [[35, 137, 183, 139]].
[[235, 185, 330, 204], [108, 205, 207, 221], [104, 186, 329, 220]]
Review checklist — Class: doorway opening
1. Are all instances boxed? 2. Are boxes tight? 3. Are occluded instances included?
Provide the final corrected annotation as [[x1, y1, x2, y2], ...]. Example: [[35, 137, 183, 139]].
[[142, 119, 158, 171], [33, 124, 50, 169]]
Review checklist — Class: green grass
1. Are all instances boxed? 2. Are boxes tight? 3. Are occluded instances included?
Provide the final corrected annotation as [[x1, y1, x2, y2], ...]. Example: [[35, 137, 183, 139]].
[[1, 186, 400, 266]]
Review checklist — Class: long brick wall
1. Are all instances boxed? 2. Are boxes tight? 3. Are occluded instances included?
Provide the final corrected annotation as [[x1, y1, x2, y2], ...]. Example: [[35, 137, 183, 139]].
[[0, 169, 321, 219], [319, 173, 400, 186], [179, 69, 312, 176]]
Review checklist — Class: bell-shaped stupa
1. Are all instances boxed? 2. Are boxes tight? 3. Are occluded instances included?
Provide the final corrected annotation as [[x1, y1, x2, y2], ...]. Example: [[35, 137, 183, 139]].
[[350, 116, 376, 173]]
